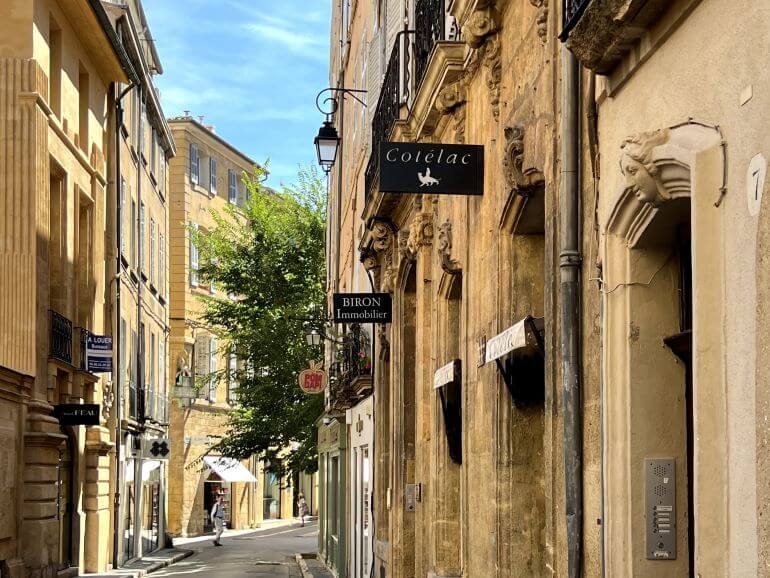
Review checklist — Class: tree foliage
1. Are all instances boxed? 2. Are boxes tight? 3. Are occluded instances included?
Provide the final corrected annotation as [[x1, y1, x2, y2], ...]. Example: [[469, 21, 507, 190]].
[[192, 166, 326, 475]]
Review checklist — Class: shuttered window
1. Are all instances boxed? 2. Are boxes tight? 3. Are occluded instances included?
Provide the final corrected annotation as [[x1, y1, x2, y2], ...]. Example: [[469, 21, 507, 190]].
[[190, 143, 199, 184], [189, 222, 199, 287], [209, 336, 218, 402], [210, 157, 217, 194], [195, 334, 210, 399], [228, 170, 237, 204]]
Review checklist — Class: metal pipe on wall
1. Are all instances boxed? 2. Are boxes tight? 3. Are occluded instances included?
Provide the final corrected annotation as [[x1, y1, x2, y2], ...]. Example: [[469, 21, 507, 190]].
[[113, 81, 135, 569], [560, 45, 583, 578]]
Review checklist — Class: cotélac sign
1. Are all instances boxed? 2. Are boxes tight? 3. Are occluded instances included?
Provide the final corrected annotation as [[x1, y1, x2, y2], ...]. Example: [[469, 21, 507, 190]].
[[379, 142, 484, 196], [333, 293, 392, 323]]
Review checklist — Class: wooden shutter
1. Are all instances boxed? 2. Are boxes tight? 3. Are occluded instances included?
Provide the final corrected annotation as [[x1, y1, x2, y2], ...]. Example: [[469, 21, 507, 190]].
[[386, 0, 403, 55]]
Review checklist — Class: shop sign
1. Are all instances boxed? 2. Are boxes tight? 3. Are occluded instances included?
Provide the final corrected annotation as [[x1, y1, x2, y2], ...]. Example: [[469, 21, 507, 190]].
[[299, 361, 327, 394], [379, 142, 484, 196], [434, 359, 461, 389], [144, 438, 170, 460], [484, 320, 528, 364], [85, 334, 113, 373], [333, 293, 392, 323], [54, 403, 100, 426]]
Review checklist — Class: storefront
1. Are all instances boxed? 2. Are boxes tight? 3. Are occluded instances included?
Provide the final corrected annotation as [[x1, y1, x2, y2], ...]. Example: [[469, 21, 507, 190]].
[[318, 416, 347, 578], [202, 456, 258, 531], [347, 397, 373, 578]]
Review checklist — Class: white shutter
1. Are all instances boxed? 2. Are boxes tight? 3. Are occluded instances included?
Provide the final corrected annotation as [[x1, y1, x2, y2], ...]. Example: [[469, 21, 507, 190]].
[[189, 223, 199, 287], [386, 0, 403, 55], [209, 337, 218, 402], [195, 335, 209, 377]]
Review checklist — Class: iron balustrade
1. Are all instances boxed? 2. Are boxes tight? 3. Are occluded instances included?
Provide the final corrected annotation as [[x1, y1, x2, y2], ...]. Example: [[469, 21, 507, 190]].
[[328, 324, 372, 409], [562, 0, 591, 37], [365, 36, 404, 203], [414, 0, 445, 94], [50, 310, 73, 365]]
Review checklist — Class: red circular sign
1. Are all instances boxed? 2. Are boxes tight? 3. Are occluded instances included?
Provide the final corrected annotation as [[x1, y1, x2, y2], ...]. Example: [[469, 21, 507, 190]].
[[298, 368, 327, 394]]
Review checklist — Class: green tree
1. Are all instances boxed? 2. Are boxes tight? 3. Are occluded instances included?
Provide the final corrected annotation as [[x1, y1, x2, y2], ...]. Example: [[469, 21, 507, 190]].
[[192, 165, 326, 475]]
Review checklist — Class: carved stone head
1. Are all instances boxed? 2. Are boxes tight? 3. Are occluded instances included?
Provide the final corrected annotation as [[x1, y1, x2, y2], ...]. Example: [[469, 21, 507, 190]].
[[619, 129, 670, 206]]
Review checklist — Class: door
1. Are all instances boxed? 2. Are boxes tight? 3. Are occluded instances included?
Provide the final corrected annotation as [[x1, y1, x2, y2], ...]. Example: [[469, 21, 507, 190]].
[[57, 436, 75, 569]]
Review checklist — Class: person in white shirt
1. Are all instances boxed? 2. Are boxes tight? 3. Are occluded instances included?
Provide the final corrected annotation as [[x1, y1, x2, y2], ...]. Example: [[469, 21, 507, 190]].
[[210, 494, 225, 546]]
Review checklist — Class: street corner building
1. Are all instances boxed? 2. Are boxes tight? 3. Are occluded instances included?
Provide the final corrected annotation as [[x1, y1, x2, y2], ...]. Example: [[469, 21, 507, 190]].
[[0, 0, 176, 574], [319, 0, 770, 577]]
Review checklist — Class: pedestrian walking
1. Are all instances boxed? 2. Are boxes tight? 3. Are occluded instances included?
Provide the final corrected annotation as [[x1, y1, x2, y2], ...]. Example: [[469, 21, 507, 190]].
[[297, 493, 309, 527], [211, 494, 226, 546]]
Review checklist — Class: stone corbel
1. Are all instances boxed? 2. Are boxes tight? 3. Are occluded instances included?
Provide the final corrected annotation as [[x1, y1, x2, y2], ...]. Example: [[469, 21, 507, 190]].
[[366, 221, 397, 292], [407, 211, 435, 256], [436, 82, 467, 144], [529, 0, 549, 43], [437, 221, 462, 275], [397, 229, 414, 265], [503, 123, 545, 193], [462, 7, 502, 120]]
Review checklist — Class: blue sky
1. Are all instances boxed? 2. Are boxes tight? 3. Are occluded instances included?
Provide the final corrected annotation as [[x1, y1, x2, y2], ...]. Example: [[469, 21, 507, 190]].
[[143, 0, 332, 188]]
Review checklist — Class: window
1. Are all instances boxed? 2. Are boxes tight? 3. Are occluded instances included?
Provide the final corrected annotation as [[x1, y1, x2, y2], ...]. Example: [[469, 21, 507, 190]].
[[150, 219, 156, 285], [78, 64, 89, 153], [159, 338, 166, 421], [49, 17, 62, 118], [130, 200, 136, 265], [120, 179, 127, 256], [140, 99, 147, 159], [151, 130, 157, 176], [228, 352, 238, 404], [228, 170, 237, 204], [190, 143, 200, 184], [189, 223, 199, 287], [159, 233, 165, 297], [159, 151, 165, 196], [210, 157, 217, 194], [209, 336, 218, 402], [195, 334, 210, 398], [149, 332, 156, 420], [139, 203, 145, 273]]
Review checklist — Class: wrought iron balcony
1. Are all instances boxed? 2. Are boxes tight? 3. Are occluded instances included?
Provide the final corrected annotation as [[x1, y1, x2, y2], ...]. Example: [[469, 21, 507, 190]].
[[414, 0, 446, 94], [327, 324, 373, 411], [562, 0, 591, 37], [365, 38, 403, 203], [50, 310, 73, 365]]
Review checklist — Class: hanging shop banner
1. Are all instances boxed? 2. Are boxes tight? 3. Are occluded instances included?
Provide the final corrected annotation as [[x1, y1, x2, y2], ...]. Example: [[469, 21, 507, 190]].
[[299, 361, 327, 394], [54, 404, 100, 426], [379, 142, 484, 196], [86, 334, 113, 373], [434, 359, 461, 389], [333, 293, 392, 323]]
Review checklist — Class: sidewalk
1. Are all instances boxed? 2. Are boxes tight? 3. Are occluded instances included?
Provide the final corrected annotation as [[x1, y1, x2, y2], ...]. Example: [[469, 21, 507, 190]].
[[295, 554, 334, 578], [171, 516, 316, 547], [79, 548, 194, 578]]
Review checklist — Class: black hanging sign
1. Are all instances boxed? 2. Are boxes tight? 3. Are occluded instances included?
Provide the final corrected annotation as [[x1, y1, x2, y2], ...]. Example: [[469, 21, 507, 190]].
[[379, 142, 484, 196], [54, 404, 100, 426], [333, 293, 392, 323]]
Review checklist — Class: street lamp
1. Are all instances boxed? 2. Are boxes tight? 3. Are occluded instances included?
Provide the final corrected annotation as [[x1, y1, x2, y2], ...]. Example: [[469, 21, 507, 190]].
[[314, 121, 340, 173], [306, 328, 322, 347], [313, 87, 367, 172]]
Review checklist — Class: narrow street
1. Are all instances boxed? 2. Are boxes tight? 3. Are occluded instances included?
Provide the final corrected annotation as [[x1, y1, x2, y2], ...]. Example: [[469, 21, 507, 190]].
[[153, 522, 318, 578]]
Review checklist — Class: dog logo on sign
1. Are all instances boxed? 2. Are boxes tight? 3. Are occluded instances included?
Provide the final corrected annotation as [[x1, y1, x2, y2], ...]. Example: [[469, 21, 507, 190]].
[[417, 167, 440, 187]]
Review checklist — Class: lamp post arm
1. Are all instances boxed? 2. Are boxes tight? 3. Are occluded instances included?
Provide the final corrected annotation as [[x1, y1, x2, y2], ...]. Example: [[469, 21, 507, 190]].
[[315, 87, 367, 117]]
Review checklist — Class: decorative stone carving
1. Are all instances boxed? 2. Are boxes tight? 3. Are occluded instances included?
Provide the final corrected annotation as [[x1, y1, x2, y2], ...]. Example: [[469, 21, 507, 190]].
[[503, 123, 545, 192], [462, 7, 502, 120], [437, 221, 461, 275], [377, 324, 390, 362], [102, 381, 114, 420], [368, 222, 396, 293], [529, 0, 549, 42], [436, 82, 468, 144], [407, 211, 434, 256], [619, 129, 670, 207], [463, 7, 499, 48], [397, 229, 413, 264]]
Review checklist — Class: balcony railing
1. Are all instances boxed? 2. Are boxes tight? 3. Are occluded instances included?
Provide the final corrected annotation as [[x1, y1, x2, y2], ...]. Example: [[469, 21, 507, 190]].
[[365, 37, 404, 203], [561, 0, 591, 37], [327, 324, 372, 410], [414, 0, 445, 94], [50, 310, 73, 365]]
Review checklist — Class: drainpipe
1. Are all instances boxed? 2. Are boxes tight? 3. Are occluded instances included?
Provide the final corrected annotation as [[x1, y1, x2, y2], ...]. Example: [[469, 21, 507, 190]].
[[560, 45, 583, 578], [113, 81, 135, 569]]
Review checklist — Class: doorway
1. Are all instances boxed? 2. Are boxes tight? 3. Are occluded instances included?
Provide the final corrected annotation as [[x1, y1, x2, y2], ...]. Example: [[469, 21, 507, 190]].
[[56, 431, 76, 570]]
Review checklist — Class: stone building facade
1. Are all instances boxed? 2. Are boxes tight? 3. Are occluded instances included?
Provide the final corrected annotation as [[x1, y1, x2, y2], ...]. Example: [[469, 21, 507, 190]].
[[0, 0, 172, 575], [323, 0, 770, 577], [102, 0, 175, 565]]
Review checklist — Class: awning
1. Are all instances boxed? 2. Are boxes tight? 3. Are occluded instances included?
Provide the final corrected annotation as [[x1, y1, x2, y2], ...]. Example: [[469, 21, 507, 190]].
[[203, 456, 258, 483]]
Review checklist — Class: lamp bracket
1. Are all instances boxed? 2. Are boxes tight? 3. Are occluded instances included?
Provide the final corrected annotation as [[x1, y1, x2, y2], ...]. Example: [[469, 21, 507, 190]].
[[315, 87, 368, 118]]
